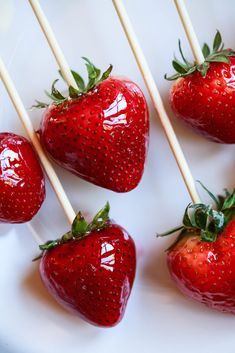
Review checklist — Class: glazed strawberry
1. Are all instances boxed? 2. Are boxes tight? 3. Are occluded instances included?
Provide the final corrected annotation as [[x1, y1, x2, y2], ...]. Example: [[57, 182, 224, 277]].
[[36, 58, 149, 192], [0, 132, 45, 223], [159, 183, 235, 313], [166, 31, 235, 143], [37, 203, 136, 327]]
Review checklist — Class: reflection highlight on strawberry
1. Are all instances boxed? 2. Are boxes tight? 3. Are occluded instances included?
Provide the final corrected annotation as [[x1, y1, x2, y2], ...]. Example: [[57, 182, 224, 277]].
[[35, 58, 149, 192], [0, 133, 45, 223]]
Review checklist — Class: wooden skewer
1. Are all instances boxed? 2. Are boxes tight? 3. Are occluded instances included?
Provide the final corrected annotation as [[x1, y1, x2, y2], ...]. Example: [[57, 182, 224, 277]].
[[28, 0, 77, 88], [174, 0, 204, 65], [0, 56, 76, 225], [27, 223, 41, 244], [112, 0, 201, 204]]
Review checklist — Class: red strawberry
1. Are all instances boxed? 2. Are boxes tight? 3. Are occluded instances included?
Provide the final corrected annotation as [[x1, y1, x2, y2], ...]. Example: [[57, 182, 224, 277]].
[[158, 183, 235, 313], [0, 132, 45, 223], [37, 203, 136, 327], [168, 219, 235, 313], [166, 31, 235, 143], [36, 58, 149, 192]]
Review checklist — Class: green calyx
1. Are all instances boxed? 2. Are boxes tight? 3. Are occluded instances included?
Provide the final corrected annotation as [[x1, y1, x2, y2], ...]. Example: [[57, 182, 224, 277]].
[[33, 58, 113, 108], [165, 30, 235, 81], [157, 182, 235, 244], [33, 202, 110, 260]]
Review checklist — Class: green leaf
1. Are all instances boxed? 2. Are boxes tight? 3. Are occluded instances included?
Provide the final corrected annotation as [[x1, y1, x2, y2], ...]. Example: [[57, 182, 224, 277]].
[[85, 68, 96, 90], [32, 253, 43, 261], [45, 90, 62, 102], [39, 240, 59, 251], [166, 30, 234, 80], [172, 60, 187, 74], [164, 64, 197, 81], [51, 79, 66, 100], [82, 57, 101, 91], [164, 72, 182, 81], [194, 208, 208, 229], [208, 209, 225, 232], [173, 57, 188, 70], [71, 70, 85, 91], [72, 212, 88, 237], [213, 30, 222, 52], [88, 202, 110, 231], [59, 69, 85, 92], [90, 60, 101, 79], [197, 62, 210, 77], [188, 203, 208, 228], [201, 229, 217, 242], [98, 64, 113, 83], [157, 225, 184, 237], [39, 58, 113, 105], [207, 55, 230, 64], [44, 79, 66, 104], [217, 194, 226, 210], [222, 189, 235, 210], [178, 40, 190, 65], [196, 181, 219, 207], [223, 208, 235, 225], [225, 51, 235, 57], [32, 100, 49, 109], [218, 49, 235, 56], [202, 43, 210, 58], [68, 85, 79, 98], [224, 188, 231, 197], [183, 66, 197, 76], [61, 231, 73, 242], [183, 204, 193, 227], [158, 183, 235, 247]]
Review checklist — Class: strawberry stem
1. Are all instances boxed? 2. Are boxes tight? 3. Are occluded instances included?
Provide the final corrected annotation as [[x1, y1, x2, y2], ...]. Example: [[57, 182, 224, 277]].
[[157, 183, 235, 243], [33, 202, 111, 260], [72, 212, 88, 237], [165, 30, 235, 80], [33, 58, 113, 108]]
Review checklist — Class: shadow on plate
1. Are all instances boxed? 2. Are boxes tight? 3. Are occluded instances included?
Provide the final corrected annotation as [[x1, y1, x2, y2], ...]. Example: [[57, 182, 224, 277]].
[[141, 244, 235, 319], [22, 263, 93, 329], [141, 243, 179, 293], [0, 223, 15, 237]]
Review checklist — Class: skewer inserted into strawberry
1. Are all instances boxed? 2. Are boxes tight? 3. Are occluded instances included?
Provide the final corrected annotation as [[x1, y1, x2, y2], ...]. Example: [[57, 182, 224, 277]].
[[36, 202, 136, 327], [35, 58, 149, 192], [0, 132, 45, 223], [158, 183, 235, 313], [166, 31, 235, 144]]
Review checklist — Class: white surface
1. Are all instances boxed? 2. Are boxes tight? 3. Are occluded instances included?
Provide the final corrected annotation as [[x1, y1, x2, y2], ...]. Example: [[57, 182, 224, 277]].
[[0, 1, 234, 353]]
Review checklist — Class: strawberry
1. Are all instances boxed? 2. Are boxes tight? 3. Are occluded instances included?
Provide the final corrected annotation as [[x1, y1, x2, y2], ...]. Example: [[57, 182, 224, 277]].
[[35, 58, 149, 192], [0, 132, 45, 223], [37, 203, 136, 327], [158, 183, 235, 313], [166, 31, 235, 143]]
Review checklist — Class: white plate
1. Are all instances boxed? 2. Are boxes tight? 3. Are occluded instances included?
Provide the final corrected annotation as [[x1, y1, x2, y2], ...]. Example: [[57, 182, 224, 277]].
[[0, 1, 235, 352]]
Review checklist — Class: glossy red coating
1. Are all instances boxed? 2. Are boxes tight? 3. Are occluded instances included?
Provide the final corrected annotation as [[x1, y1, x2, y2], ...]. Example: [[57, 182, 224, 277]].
[[40, 223, 136, 327], [40, 76, 149, 192], [167, 218, 235, 313], [0, 133, 45, 223], [170, 58, 235, 143]]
